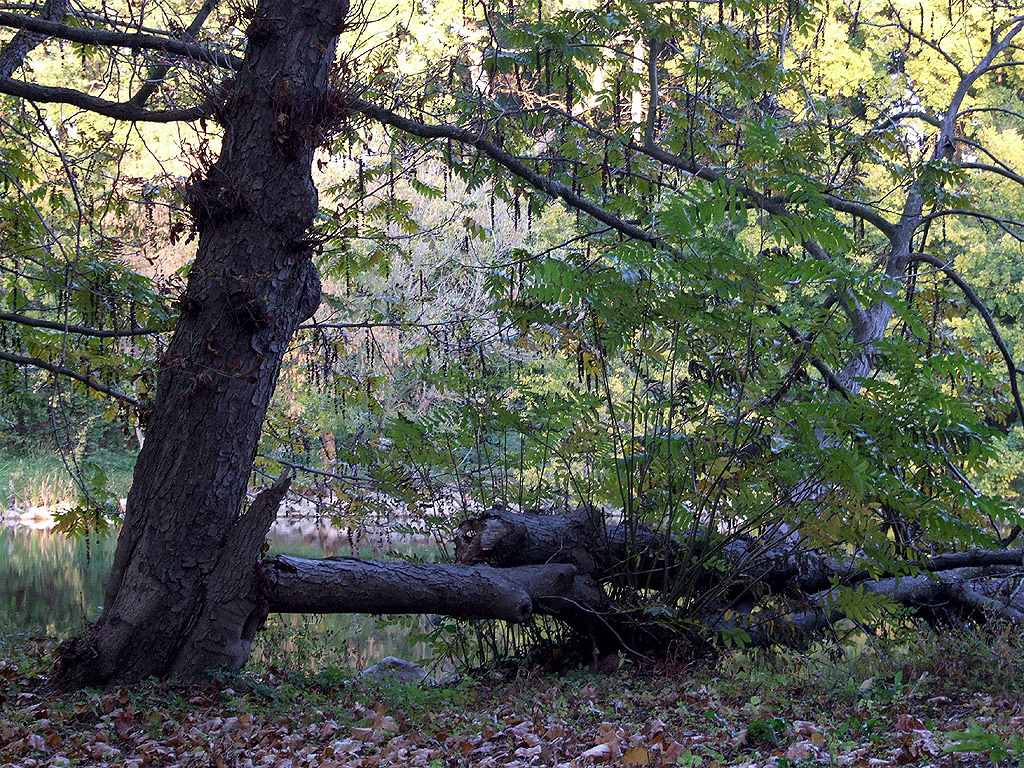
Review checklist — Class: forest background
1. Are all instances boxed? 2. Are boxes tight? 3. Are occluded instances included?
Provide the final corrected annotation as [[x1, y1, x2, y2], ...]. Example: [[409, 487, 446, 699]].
[[3, 0, 1024, 762], [2, 0, 1024, 674]]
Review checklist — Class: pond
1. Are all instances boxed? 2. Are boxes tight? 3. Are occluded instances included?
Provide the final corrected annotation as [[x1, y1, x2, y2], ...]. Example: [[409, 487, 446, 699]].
[[0, 523, 447, 675]]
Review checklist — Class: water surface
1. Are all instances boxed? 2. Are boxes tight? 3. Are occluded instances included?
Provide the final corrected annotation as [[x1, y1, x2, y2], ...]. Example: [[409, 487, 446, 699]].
[[0, 524, 440, 673]]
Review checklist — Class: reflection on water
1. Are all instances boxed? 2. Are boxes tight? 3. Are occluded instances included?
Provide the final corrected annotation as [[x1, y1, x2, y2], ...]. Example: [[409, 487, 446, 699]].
[[0, 525, 440, 672], [0, 526, 114, 637]]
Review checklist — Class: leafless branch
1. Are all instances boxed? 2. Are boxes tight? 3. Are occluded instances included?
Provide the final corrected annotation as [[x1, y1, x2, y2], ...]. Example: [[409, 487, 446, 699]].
[[959, 161, 1024, 188], [0, 311, 160, 337], [347, 95, 659, 245], [126, 0, 223, 109], [0, 76, 210, 121], [924, 208, 1024, 243], [298, 317, 488, 331], [909, 252, 1024, 426], [878, 4, 965, 76], [539, 102, 897, 238], [0, 11, 243, 69], [0, 0, 68, 77], [777, 319, 854, 399]]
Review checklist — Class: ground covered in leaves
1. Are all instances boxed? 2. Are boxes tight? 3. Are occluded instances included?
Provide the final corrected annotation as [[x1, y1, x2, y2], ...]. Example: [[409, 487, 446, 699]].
[[2, 626, 1023, 767]]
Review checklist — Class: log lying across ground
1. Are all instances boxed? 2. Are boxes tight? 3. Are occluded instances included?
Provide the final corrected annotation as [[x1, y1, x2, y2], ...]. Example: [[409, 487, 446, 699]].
[[263, 555, 609, 625], [258, 506, 1024, 655]]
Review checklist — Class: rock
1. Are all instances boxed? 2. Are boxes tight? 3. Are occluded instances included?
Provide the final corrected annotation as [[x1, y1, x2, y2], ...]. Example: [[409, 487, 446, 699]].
[[423, 670, 462, 688], [359, 657, 428, 685]]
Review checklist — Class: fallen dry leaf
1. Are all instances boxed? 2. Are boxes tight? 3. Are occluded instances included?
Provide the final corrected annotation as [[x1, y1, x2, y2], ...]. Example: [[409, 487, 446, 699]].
[[621, 744, 650, 765]]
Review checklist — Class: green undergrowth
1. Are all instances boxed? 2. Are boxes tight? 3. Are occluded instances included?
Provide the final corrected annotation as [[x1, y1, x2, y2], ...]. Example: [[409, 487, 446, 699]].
[[712, 622, 1024, 707]]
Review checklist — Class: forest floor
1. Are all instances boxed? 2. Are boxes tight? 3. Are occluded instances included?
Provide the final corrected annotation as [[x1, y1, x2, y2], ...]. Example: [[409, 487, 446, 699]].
[[2, 625, 1023, 768]]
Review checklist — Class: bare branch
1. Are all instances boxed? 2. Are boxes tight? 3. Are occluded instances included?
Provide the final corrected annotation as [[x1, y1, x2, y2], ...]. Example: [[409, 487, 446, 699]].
[[257, 454, 370, 485], [957, 105, 1024, 123], [0, 310, 160, 337], [0, 349, 140, 406], [127, 0, 223, 109], [959, 161, 1024, 188], [0, 0, 68, 78], [923, 208, 1024, 243], [777, 320, 854, 399], [0, 76, 210, 121], [935, 17, 1024, 159], [819, 193, 896, 237], [298, 317, 485, 331], [347, 95, 659, 245], [909, 252, 1024, 426], [995, 14, 1024, 38], [925, 549, 1024, 572], [883, 6, 965, 77], [874, 110, 943, 130], [953, 135, 1024, 182], [540, 102, 897, 238], [0, 11, 243, 69]]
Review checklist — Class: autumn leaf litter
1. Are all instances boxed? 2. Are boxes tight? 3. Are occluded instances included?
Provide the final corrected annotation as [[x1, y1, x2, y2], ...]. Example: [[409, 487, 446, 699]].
[[2, 648, 1022, 767]]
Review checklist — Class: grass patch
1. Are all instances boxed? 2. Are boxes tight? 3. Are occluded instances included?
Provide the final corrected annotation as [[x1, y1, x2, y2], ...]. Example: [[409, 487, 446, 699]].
[[0, 448, 136, 510]]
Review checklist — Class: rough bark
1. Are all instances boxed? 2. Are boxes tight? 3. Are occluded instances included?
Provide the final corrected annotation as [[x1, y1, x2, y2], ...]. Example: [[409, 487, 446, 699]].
[[54, 0, 347, 688], [455, 506, 686, 581], [262, 555, 609, 624], [0, 0, 69, 78], [454, 507, 842, 595]]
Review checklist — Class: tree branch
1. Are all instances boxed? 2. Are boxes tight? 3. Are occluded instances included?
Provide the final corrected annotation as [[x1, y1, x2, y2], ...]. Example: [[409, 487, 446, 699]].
[[0, 0, 69, 78], [126, 0, 223, 109], [959, 161, 1024, 188], [0, 310, 160, 337], [537, 102, 897, 238], [924, 549, 1024, 572], [0, 11, 243, 69], [346, 96, 658, 245], [0, 349, 140, 406], [881, 7, 965, 77], [726, 566, 1024, 646], [935, 17, 1024, 159], [908, 252, 1024, 426], [923, 208, 1024, 243], [0, 76, 210, 121]]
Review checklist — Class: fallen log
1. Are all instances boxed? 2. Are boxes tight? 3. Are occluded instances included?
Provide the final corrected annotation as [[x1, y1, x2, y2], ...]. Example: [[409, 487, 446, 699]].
[[261, 555, 610, 625], [717, 565, 1024, 646], [254, 506, 1024, 660], [456, 507, 1024, 594], [453, 508, 1024, 642], [454, 507, 848, 594]]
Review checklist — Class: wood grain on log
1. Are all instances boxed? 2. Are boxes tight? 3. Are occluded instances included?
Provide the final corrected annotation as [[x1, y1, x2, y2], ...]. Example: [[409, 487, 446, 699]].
[[262, 555, 610, 624]]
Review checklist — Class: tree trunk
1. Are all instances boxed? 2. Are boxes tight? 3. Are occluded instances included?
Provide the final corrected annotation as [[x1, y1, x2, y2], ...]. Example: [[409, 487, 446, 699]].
[[54, 0, 347, 688]]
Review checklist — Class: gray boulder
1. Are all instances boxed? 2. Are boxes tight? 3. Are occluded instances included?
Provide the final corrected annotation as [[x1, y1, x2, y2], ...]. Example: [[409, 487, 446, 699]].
[[359, 656, 428, 685]]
